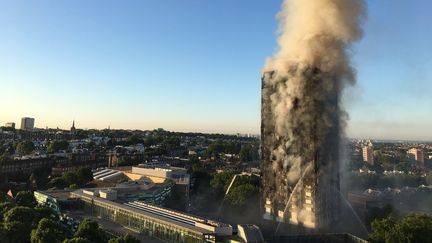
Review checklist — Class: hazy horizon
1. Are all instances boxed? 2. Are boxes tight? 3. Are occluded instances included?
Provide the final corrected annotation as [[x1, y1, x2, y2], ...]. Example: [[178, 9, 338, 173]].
[[1, 0, 431, 141]]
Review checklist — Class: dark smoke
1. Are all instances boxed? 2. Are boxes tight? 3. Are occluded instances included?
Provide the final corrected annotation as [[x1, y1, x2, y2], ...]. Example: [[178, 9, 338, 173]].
[[261, 0, 366, 229]]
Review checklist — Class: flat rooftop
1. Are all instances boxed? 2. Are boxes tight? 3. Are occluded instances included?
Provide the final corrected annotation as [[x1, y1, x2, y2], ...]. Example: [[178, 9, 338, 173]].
[[71, 189, 231, 235], [35, 190, 76, 201]]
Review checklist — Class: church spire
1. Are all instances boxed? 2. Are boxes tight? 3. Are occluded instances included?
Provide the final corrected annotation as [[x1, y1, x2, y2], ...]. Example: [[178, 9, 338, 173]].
[[71, 120, 76, 136]]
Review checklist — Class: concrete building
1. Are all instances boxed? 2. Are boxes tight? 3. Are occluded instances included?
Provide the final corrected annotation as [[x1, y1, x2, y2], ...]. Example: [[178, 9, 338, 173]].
[[90, 169, 175, 206], [131, 164, 190, 185], [69, 189, 233, 242], [362, 146, 374, 165], [261, 71, 341, 230], [408, 148, 424, 165], [20, 117, 35, 130]]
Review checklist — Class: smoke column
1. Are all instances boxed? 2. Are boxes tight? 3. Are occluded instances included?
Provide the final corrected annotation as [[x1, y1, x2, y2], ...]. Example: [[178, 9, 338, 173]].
[[261, 0, 365, 229]]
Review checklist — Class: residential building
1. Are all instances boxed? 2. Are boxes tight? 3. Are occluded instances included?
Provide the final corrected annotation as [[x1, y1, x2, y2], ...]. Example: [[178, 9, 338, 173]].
[[0, 156, 54, 175], [408, 148, 424, 165], [51, 152, 107, 176], [20, 117, 35, 130], [362, 146, 374, 165]]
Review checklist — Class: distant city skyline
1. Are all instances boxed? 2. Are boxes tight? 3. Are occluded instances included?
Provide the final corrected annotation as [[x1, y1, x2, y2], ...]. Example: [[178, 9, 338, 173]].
[[1, 1, 431, 140]]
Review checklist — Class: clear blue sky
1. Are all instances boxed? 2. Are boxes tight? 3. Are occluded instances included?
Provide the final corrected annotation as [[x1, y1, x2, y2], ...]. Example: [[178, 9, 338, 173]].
[[0, 1, 431, 140]]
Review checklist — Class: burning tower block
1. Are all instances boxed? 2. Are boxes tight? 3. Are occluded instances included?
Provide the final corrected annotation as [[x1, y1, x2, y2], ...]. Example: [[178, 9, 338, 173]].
[[261, 69, 341, 231]]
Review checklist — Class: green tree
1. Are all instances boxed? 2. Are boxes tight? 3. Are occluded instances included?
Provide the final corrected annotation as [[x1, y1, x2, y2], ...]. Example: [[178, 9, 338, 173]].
[[396, 214, 432, 243], [0, 191, 5, 202], [239, 145, 250, 161], [15, 190, 37, 208], [48, 140, 69, 153], [63, 172, 79, 186], [0, 202, 13, 221], [426, 172, 432, 186], [395, 161, 411, 172], [48, 177, 67, 189], [369, 217, 397, 243], [365, 205, 398, 228], [108, 234, 140, 243], [34, 205, 56, 222], [369, 214, 432, 243], [0, 226, 5, 243], [31, 218, 66, 243], [63, 238, 92, 243], [77, 167, 93, 185], [0, 153, 12, 165], [205, 140, 225, 158], [188, 154, 200, 164], [16, 140, 35, 155], [3, 206, 35, 243], [210, 172, 235, 194], [143, 136, 156, 146], [116, 155, 134, 166], [74, 219, 106, 243], [30, 166, 52, 189], [226, 184, 258, 206]]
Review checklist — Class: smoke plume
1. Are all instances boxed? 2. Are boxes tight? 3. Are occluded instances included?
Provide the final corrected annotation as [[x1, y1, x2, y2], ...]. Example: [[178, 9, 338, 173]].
[[261, 0, 366, 228]]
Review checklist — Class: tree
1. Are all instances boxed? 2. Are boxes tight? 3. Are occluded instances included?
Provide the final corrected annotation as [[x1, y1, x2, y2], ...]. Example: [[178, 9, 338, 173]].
[[369, 214, 432, 243], [210, 172, 235, 194], [16, 140, 35, 155], [188, 154, 200, 164], [108, 234, 140, 243], [48, 140, 69, 153], [74, 219, 106, 243], [0, 191, 5, 202], [15, 190, 37, 208], [63, 238, 92, 243], [0, 153, 12, 165], [0, 202, 13, 221], [63, 172, 79, 186], [34, 205, 56, 222], [48, 177, 67, 189], [426, 172, 432, 186], [30, 166, 52, 189], [77, 167, 93, 185], [116, 155, 134, 166], [397, 214, 432, 243], [31, 218, 66, 243], [226, 184, 258, 206], [205, 140, 225, 158], [0, 226, 6, 243], [365, 205, 398, 228], [369, 217, 397, 243], [3, 206, 36, 243]]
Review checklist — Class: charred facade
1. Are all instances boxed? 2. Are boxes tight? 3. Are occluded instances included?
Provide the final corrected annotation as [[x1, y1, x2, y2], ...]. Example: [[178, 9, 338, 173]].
[[261, 66, 341, 230]]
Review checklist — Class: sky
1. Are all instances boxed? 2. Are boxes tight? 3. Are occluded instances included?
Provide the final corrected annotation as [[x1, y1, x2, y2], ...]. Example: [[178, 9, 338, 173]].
[[0, 1, 431, 140]]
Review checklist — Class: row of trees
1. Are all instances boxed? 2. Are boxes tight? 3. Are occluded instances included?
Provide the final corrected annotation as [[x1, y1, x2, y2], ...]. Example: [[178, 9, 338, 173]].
[[33, 217, 140, 243], [369, 213, 432, 243], [204, 140, 259, 162], [209, 171, 260, 206], [0, 140, 71, 158], [0, 190, 55, 242], [343, 172, 430, 192], [48, 168, 93, 190], [0, 190, 140, 243]]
